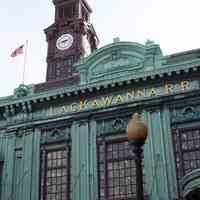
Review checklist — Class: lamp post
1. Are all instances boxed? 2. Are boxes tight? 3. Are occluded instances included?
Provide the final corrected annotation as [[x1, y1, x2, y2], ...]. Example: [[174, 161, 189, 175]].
[[127, 113, 148, 200]]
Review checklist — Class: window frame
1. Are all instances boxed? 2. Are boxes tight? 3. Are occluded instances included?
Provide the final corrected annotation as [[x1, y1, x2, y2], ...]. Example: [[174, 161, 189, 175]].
[[58, 2, 75, 19], [40, 141, 71, 200], [97, 136, 140, 200], [172, 124, 200, 195]]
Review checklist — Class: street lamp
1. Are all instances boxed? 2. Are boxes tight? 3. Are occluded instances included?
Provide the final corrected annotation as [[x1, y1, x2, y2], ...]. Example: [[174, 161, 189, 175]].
[[127, 113, 148, 200]]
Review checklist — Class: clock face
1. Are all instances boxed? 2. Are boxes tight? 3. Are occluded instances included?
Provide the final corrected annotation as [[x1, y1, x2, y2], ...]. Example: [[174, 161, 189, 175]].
[[56, 34, 74, 50]]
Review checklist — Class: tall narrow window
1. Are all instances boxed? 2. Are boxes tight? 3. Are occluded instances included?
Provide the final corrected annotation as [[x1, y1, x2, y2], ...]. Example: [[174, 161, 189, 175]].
[[59, 7, 64, 19], [172, 127, 200, 188], [64, 56, 74, 66], [97, 138, 146, 200], [40, 146, 71, 200], [55, 62, 61, 79], [64, 3, 75, 18], [64, 56, 75, 74]]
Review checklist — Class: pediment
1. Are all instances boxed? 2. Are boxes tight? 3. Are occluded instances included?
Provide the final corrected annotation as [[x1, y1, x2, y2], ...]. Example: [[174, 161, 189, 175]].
[[74, 41, 162, 84], [89, 52, 143, 78]]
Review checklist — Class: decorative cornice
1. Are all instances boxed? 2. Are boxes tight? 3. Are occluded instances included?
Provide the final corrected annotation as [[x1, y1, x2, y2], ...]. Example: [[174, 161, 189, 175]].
[[0, 43, 200, 110], [0, 89, 200, 130], [1, 65, 199, 108]]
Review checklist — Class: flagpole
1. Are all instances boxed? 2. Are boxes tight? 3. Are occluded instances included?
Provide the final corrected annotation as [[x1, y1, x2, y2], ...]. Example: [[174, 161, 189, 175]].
[[22, 40, 28, 84]]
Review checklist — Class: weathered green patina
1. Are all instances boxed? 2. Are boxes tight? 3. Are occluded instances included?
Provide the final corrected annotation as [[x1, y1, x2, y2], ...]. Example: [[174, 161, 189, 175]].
[[0, 41, 200, 200]]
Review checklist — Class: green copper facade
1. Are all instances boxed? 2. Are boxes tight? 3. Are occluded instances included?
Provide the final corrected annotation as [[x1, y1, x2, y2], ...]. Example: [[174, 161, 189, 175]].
[[0, 41, 200, 200]]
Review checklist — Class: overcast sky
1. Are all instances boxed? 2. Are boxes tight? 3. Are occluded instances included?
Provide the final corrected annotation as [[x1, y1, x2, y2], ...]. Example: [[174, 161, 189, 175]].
[[0, 0, 200, 97]]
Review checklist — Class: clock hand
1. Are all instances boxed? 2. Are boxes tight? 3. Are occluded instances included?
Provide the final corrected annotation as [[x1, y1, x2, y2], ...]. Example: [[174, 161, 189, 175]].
[[62, 39, 68, 43]]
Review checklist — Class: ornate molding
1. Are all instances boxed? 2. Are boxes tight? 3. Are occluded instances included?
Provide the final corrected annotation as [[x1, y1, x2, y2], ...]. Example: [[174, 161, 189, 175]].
[[15, 128, 34, 138], [0, 65, 199, 113], [171, 106, 200, 123], [14, 84, 33, 98], [41, 127, 70, 144], [182, 169, 200, 198], [96, 116, 130, 136]]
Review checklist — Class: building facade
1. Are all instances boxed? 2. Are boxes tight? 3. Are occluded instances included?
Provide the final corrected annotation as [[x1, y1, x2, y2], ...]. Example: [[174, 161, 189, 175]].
[[0, 0, 200, 200]]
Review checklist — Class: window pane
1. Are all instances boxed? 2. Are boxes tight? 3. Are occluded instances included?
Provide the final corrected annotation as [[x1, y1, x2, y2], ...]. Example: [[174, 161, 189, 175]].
[[97, 139, 145, 200], [40, 148, 70, 200], [173, 128, 200, 189]]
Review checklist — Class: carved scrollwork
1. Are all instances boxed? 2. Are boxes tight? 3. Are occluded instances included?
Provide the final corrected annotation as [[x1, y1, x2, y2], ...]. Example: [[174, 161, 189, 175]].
[[183, 107, 195, 116], [97, 116, 129, 136], [14, 84, 30, 98], [112, 119, 126, 131], [41, 127, 70, 144], [50, 129, 65, 139], [171, 106, 200, 123]]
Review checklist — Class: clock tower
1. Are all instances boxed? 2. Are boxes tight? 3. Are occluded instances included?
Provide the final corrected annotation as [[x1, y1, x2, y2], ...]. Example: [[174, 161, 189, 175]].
[[37, 0, 99, 90]]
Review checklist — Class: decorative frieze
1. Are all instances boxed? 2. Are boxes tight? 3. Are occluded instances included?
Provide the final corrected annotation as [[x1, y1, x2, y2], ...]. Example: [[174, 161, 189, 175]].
[[171, 105, 200, 123], [96, 116, 130, 136], [40, 127, 70, 144], [45, 80, 195, 118], [0, 79, 199, 128]]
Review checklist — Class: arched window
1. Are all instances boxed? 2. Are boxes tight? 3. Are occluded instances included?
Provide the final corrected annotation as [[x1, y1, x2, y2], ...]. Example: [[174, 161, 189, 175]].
[[186, 189, 200, 200]]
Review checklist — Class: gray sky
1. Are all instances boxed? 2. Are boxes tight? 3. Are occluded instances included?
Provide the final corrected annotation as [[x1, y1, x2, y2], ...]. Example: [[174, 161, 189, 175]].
[[0, 0, 200, 97]]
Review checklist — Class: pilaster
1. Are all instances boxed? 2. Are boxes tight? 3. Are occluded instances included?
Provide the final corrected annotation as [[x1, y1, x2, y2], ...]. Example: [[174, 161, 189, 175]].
[[71, 119, 98, 200], [0, 130, 15, 200], [0, 127, 41, 200], [143, 107, 178, 200], [71, 120, 90, 200]]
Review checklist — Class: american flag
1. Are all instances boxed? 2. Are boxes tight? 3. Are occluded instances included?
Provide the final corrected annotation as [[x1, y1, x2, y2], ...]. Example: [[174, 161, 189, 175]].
[[11, 45, 24, 57]]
